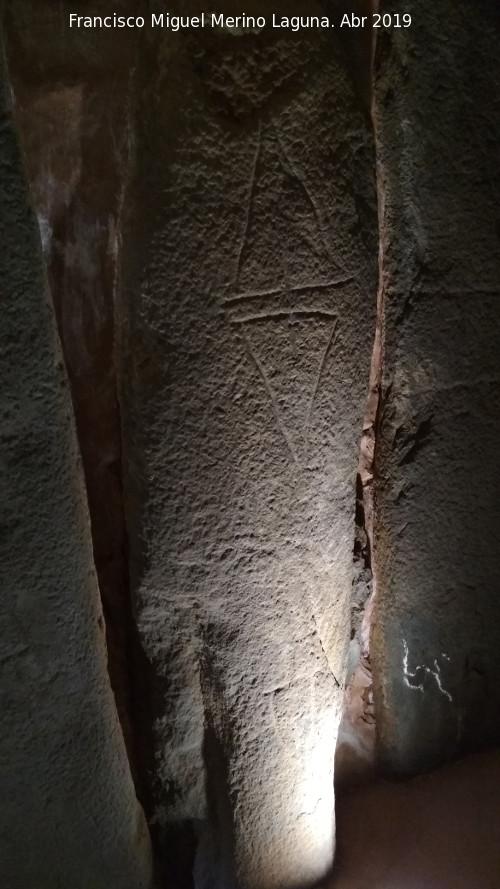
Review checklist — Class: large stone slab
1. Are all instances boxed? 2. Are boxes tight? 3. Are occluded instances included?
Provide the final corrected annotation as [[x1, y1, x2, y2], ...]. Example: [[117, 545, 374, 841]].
[[0, 34, 152, 889], [372, 0, 500, 775], [2, 0, 146, 779], [118, 8, 377, 886]]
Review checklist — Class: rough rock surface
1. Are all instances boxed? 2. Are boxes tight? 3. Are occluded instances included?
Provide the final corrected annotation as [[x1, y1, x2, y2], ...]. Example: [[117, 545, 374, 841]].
[[0, 33, 152, 889], [2, 0, 144, 775], [371, 0, 500, 776], [2, 0, 500, 885], [118, 7, 377, 887]]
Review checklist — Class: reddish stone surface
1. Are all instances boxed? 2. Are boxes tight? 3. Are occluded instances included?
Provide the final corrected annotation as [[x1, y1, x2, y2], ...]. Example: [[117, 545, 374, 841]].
[[331, 750, 500, 889]]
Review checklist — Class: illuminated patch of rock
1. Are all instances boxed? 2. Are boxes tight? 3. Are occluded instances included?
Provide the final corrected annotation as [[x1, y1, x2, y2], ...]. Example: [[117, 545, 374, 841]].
[[118, 15, 377, 889]]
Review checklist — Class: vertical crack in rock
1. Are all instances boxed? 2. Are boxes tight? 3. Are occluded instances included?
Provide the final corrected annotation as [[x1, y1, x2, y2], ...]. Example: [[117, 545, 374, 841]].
[[335, 0, 383, 791], [108, 85, 155, 812]]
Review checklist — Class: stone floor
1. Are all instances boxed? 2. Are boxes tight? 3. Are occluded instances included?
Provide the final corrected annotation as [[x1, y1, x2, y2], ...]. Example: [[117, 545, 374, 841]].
[[329, 749, 500, 889]]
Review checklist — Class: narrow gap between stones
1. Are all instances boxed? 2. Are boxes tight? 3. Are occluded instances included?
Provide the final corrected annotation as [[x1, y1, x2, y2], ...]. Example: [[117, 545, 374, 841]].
[[334, 304, 382, 792], [335, 0, 383, 794]]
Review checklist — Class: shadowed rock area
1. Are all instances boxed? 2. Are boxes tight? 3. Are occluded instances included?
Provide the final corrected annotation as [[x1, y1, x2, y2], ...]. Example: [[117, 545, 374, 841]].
[[330, 749, 500, 889], [2, 0, 145, 778], [0, 28, 152, 889], [371, 0, 500, 777], [1, 0, 500, 886]]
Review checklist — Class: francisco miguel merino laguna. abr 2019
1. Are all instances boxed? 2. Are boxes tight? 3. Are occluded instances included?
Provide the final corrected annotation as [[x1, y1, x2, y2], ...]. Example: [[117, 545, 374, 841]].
[[68, 13, 334, 30]]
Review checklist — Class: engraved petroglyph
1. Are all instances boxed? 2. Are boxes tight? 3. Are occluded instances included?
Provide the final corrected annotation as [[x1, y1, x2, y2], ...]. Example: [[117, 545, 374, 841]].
[[229, 309, 338, 323], [234, 121, 262, 290], [222, 276, 355, 307], [242, 328, 301, 467], [305, 318, 338, 443], [271, 119, 339, 269], [240, 313, 340, 469], [222, 121, 351, 474]]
